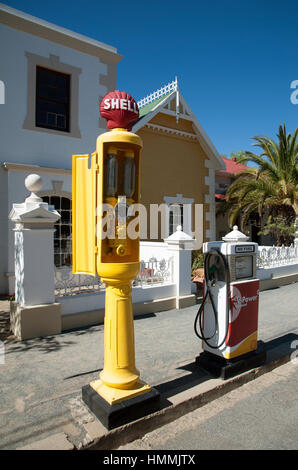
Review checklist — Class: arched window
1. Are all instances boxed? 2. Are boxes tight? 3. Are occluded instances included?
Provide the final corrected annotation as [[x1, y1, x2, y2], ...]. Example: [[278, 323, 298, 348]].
[[42, 195, 72, 267]]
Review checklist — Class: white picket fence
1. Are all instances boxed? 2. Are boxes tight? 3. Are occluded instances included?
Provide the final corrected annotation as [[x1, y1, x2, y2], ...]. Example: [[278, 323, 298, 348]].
[[257, 244, 298, 269]]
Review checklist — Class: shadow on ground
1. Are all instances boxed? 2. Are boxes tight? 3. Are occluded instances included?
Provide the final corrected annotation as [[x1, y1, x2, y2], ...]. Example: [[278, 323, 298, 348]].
[[155, 332, 298, 401], [3, 310, 158, 355], [155, 361, 210, 400], [0, 310, 14, 343]]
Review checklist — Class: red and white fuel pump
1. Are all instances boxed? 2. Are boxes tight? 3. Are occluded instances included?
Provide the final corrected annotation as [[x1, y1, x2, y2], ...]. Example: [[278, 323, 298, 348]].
[[195, 226, 266, 379]]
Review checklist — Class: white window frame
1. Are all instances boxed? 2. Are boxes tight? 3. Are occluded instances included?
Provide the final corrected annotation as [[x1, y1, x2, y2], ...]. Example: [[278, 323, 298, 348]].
[[23, 52, 82, 138], [163, 194, 194, 237]]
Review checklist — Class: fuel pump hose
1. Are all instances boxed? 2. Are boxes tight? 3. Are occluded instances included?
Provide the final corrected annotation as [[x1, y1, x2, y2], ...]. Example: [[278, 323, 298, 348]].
[[194, 249, 230, 350]]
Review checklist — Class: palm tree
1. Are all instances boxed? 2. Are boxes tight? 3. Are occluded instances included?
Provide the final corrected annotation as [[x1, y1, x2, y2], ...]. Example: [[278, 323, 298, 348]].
[[226, 124, 298, 245]]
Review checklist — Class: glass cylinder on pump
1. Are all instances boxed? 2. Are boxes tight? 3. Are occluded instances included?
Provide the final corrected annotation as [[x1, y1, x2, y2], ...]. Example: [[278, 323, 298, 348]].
[[105, 146, 118, 198], [123, 150, 135, 199]]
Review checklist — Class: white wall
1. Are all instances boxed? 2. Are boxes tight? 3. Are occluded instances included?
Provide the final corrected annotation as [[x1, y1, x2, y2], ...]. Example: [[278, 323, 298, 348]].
[[0, 23, 108, 169], [59, 284, 176, 316]]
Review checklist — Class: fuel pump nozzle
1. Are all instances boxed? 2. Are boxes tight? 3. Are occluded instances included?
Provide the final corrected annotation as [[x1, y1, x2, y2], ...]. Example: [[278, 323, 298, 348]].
[[194, 249, 230, 350], [208, 262, 218, 286]]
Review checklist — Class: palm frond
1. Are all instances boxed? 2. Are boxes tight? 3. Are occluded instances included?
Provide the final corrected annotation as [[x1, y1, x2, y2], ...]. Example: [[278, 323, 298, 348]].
[[225, 124, 298, 236]]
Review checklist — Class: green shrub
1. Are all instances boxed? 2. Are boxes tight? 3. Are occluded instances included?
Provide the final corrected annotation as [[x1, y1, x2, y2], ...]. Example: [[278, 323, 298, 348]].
[[192, 249, 204, 273]]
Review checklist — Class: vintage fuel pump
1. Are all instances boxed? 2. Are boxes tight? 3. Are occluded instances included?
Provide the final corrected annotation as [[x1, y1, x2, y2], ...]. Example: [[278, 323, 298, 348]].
[[195, 226, 266, 379], [72, 90, 159, 429]]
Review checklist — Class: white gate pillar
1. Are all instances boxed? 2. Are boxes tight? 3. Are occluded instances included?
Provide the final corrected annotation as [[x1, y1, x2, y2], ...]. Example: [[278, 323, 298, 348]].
[[165, 225, 196, 308], [9, 174, 61, 340]]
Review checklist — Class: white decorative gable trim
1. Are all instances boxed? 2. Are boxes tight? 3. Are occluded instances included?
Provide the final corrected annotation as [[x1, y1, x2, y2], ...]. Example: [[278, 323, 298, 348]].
[[137, 78, 178, 109], [133, 83, 224, 170], [145, 123, 197, 141], [159, 107, 193, 121]]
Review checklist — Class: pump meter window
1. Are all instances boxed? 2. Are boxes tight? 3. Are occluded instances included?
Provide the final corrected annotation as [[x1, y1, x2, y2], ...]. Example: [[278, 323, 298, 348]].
[[235, 255, 253, 279]]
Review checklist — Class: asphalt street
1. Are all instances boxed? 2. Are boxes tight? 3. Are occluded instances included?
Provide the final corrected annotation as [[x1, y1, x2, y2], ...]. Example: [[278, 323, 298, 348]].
[[0, 282, 297, 449]]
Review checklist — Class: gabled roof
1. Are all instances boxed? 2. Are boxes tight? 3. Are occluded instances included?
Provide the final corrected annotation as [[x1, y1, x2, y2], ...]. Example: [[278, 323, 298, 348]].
[[218, 156, 247, 175], [215, 193, 226, 200], [133, 80, 225, 169], [215, 157, 248, 201]]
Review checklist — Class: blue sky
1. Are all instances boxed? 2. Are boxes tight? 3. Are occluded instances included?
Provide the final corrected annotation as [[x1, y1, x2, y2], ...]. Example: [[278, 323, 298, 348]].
[[2, 0, 298, 156]]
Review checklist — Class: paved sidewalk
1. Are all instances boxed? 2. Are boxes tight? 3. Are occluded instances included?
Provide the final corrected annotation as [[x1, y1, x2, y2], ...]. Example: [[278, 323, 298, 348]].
[[0, 283, 297, 450], [119, 361, 298, 450]]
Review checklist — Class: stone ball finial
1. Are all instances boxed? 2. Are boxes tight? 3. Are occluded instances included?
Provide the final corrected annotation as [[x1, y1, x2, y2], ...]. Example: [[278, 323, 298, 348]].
[[25, 174, 43, 202], [176, 225, 183, 231], [25, 174, 43, 193]]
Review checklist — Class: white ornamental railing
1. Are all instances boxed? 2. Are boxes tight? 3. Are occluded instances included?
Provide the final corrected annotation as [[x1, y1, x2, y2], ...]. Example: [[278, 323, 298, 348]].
[[55, 268, 105, 297], [257, 244, 298, 269], [55, 257, 174, 297], [137, 78, 177, 109], [134, 257, 174, 286]]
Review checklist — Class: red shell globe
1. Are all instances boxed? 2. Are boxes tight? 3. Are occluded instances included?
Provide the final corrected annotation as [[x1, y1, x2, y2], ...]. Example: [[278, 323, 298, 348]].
[[100, 90, 139, 131]]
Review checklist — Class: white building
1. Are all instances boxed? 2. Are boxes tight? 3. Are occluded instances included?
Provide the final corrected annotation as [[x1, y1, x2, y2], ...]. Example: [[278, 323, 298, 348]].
[[0, 3, 122, 294]]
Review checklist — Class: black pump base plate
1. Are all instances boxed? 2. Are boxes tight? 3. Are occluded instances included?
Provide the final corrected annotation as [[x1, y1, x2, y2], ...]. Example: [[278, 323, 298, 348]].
[[82, 385, 160, 430], [196, 346, 267, 380]]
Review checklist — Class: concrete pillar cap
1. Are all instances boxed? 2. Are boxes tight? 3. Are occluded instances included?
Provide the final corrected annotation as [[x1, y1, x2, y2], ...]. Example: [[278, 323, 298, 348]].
[[222, 225, 249, 243]]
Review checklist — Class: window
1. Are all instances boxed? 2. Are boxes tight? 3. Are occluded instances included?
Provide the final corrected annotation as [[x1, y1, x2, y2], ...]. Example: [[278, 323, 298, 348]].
[[42, 196, 72, 267], [23, 53, 81, 137], [164, 194, 194, 237], [36, 66, 70, 132], [169, 203, 184, 236]]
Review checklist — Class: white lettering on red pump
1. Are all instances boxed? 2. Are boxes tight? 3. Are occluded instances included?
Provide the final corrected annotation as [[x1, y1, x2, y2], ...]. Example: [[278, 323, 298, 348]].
[[103, 98, 111, 110], [120, 98, 127, 110], [102, 98, 138, 115], [111, 98, 119, 109]]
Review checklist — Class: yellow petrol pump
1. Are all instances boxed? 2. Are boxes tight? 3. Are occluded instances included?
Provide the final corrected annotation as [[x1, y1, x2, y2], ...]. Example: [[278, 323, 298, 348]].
[[72, 91, 160, 429]]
